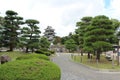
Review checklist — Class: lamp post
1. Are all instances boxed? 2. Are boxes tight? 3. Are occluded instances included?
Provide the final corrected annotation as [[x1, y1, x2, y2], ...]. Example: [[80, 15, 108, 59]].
[[112, 45, 118, 68], [117, 36, 120, 66]]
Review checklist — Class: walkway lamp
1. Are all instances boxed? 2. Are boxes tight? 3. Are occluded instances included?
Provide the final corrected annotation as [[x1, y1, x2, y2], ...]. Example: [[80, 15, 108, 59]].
[[117, 36, 120, 66], [113, 45, 118, 68]]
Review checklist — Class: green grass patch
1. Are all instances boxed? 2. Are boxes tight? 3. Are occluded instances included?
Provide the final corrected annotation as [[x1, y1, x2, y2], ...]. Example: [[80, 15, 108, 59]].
[[0, 51, 50, 61], [0, 51, 25, 61], [16, 53, 50, 61], [0, 59, 61, 80], [35, 48, 55, 56], [72, 54, 120, 70], [0, 51, 61, 79]]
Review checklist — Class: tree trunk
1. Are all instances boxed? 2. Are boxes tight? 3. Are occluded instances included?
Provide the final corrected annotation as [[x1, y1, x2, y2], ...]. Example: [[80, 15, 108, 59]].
[[81, 50, 83, 62], [31, 48, 34, 53], [26, 47, 29, 53], [88, 52, 90, 59], [9, 44, 13, 51], [81, 50, 83, 56], [96, 51, 101, 61]]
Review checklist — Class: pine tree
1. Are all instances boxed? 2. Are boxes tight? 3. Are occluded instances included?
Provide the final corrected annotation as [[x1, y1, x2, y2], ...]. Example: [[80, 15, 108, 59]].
[[21, 19, 41, 53], [3, 10, 23, 51], [76, 17, 93, 58]]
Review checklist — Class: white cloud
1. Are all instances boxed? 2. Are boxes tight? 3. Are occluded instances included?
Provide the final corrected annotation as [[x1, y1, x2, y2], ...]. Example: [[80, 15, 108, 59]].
[[0, 0, 120, 37], [101, 0, 120, 20], [109, 0, 120, 19]]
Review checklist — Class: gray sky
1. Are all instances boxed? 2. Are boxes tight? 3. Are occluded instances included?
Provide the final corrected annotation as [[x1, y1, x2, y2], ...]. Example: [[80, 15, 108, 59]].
[[0, 0, 120, 37]]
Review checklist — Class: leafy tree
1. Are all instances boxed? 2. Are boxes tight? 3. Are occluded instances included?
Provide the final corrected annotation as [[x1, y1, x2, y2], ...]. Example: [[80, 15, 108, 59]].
[[61, 36, 69, 45], [0, 16, 5, 48], [39, 36, 50, 49], [76, 15, 119, 61], [76, 16, 93, 58], [83, 25, 95, 59], [53, 36, 61, 45], [111, 19, 120, 30], [21, 19, 41, 53], [111, 19, 120, 43], [65, 39, 77, 52], [3, 10, 23, 51], [87, 15, 115, 61]]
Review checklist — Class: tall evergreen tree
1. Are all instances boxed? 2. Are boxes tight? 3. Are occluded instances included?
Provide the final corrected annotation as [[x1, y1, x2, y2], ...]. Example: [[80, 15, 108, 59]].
[[39, 36, 50, 49], [111, 19, 120, 44], [65, 38, 77, 52], [86, 15, 115, 61], [76, 17, 93, 57], [21, 19, 41, 53], [0, 16, 5, 48], [76, 15, 119, 61], [53, 36, 62, 45], [3, 10, 23, 51], [61, 36, 69, 45]]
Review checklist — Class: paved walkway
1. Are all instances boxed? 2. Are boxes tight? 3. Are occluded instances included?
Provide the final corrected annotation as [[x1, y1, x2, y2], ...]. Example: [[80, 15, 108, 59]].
[[52, 53, 120, 80]]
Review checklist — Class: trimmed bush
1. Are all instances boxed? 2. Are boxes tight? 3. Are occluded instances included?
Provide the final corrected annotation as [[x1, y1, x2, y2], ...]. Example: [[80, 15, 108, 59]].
[[49, 50, 55, 54], [16, 53, 50, 61], [0, 59, 61, 80], [35, 49, 55, 56]]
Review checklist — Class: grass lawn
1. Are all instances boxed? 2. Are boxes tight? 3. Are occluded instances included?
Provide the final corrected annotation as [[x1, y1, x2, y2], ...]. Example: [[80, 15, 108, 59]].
[[0, 51, 50, 61], [71, 54, 120, 70], [0, 51, 25, 61], [0, 51, 61, 80]]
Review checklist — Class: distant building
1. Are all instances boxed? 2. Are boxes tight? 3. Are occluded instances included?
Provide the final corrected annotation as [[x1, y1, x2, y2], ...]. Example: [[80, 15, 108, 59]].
[[44, 26, 55, 43], [50, 43, 68, 53]]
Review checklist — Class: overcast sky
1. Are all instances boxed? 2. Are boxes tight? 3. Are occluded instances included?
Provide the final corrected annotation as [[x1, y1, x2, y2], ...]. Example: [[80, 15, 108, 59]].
[[0, 0, 120, 37]]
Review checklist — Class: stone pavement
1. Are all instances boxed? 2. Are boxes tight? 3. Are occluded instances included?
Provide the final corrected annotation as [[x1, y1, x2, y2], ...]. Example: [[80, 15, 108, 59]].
[[52, 53, 120, 80]]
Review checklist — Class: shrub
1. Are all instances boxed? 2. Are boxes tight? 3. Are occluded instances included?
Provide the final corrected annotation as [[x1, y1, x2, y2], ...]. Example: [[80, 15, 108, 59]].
[[35, 49, 55, 56], [35, 49, 44, 54], [49, 50, 55, 54], [43, 51, 51, 56], [0, 59, 61, 80], [16, 53, 50, 61]]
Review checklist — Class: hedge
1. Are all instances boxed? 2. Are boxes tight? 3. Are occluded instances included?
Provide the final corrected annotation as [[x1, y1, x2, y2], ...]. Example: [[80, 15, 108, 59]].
[[35, 49, 55, 56], [0, 59, 61, 80], [16, 53, 50, 61]]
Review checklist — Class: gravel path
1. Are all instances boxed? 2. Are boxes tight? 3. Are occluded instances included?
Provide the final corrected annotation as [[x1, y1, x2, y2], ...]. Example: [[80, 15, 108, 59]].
[[52, 53, 120, 80]]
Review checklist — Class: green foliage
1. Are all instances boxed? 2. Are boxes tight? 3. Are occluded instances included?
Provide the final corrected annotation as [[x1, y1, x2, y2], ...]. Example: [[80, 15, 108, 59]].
[[83, 46, 93, 53], [0, 16, 4, 46], [89, 15, 114, 49], [65, 39, 77, 52], [0, 59, 61, 80], [25, 19, 39, 25], [35, 49, 55, 56], [3, 10, 24, 51], [61, 36, 69, 44], [53, 36, 62, 44], [16, 53, 50, 61], [0, 10, 43, 52], [75, 15, 119, 60], [20, 19, 41, 53], [39, 37, 50, 49], [111, 19, 120, 30], [75, 17, 93, 50], [92, 41, 112, 51]]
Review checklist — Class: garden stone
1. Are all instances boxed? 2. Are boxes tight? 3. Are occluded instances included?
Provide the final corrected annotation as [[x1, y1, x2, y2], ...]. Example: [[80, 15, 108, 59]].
[[0, 55, 11, 64]]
